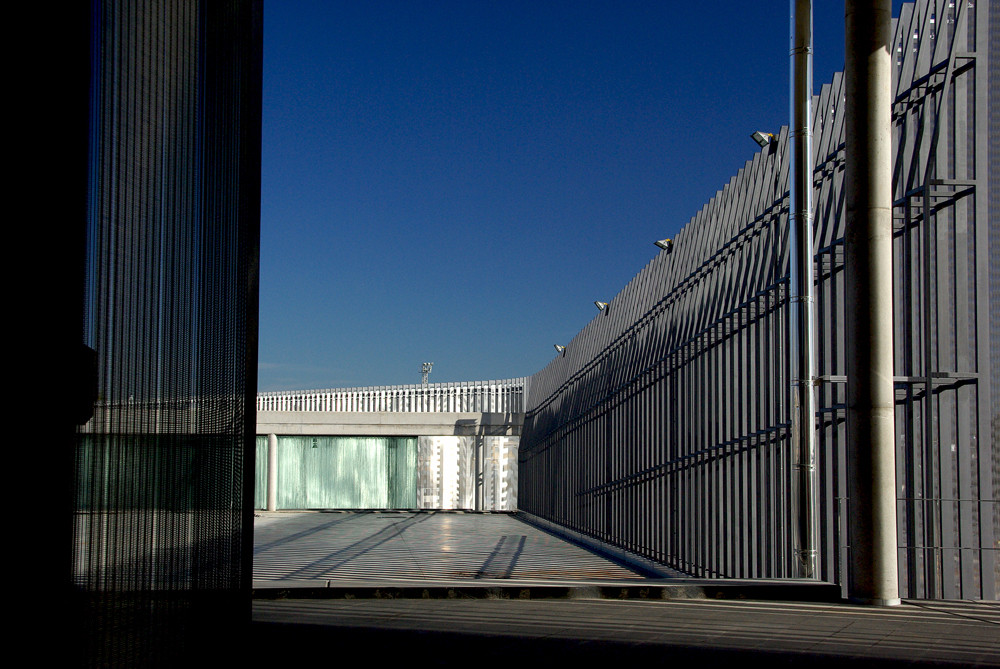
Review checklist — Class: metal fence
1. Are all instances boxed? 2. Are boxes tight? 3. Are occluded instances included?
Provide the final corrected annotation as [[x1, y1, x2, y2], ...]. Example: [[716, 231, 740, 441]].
[[519, 0, 996, 600], [257, 378, 529, 413]]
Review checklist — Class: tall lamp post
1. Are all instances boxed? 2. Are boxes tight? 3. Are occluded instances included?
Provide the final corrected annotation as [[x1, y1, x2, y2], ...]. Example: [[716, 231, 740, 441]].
[[789, 0, 818, 580]]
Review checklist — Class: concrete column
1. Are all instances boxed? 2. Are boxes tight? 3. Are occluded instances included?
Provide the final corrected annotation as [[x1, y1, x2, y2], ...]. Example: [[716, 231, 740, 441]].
[[845, 0, 899, 606], [474, 434, 484, 511], [267, 433, 278, 512]]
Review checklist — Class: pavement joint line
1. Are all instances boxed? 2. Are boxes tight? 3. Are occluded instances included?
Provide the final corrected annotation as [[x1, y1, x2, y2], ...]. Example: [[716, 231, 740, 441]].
[[906, 600, 1000, 625], [252, 580, 843, 603]]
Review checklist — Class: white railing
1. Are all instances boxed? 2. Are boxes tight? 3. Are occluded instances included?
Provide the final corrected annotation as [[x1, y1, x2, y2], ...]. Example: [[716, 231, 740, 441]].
[[257, 377, 529, 414]]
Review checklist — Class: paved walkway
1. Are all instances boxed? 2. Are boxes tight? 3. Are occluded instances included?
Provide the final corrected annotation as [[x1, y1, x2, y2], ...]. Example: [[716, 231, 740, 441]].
[[251, 511, 999, 666], [253, 510, 647, 588], [252, 597, 1000, 667]]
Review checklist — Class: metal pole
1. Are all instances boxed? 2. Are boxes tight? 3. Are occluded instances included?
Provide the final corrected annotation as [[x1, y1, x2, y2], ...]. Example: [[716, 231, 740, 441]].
[[844, 0, 899, 606], [475, 434, 484, 511], [789, 0, 818, 579], [267, 433, 278, 512]]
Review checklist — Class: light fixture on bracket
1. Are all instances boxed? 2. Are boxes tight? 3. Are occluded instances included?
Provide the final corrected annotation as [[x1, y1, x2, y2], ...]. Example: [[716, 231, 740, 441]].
[[751, 130, 775, 147]]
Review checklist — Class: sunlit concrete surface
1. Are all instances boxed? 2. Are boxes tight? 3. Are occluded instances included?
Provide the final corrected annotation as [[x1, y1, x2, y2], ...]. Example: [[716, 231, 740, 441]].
[[251, 597, 1000, 667], [253, 511, 646, 588], [251, 511, 998, 666]]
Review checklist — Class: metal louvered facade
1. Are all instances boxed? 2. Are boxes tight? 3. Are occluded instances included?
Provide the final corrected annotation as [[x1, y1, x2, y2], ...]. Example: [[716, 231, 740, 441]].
[[519, 0, 997, 600]]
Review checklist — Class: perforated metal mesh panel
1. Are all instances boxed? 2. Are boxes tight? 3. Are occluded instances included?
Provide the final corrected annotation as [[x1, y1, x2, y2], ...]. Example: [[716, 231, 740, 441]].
[[75, 1, 261, 663], [989, 0, 1000, 585]]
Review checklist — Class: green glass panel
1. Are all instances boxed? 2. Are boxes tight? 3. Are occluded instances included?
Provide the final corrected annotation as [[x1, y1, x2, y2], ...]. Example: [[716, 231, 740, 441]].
[[273, 436, 417, 509], [254, 436, 267, 509], [76, 434, 202, 511], [387, 438, 418, 508]]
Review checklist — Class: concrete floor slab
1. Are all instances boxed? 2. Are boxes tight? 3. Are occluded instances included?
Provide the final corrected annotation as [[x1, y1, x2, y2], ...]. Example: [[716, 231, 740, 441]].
[[251, 598, 1000, 667], [253, 510, 646, 587], [251, 510, 999, 666]]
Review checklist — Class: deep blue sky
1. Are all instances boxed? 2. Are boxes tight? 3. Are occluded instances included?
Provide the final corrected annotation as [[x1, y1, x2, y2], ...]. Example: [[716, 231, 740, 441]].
[[259, 0, 905, 391]]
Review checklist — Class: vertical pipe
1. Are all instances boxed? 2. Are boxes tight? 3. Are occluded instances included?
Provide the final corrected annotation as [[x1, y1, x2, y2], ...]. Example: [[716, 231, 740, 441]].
[[475, 433, 483, 511], [267, 433, 278, 512], [845, 0, 899, 606], [790, 0, 818, 579]]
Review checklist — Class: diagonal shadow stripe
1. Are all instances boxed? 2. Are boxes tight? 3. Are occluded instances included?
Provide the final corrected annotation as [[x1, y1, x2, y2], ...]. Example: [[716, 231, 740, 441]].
[[281, 512, 434, 579], [475, 534, 527, 579], [254, 514, 362, 555]]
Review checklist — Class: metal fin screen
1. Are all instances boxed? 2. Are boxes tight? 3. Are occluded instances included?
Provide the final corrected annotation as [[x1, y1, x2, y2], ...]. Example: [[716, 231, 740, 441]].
[[520, 0, 996, 600], [75, 1, 262, 664]]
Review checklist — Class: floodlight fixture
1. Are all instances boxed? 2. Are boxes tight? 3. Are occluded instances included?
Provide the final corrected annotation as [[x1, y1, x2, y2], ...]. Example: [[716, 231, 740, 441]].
[[594, 301, 608, 311], [751, 131, 775, 147], [553, 344, 566, 354], [654, 238, 673, 252]]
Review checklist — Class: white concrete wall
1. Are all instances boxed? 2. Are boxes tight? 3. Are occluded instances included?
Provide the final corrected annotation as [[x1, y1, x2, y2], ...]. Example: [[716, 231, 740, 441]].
[[256, 410, 522, 437]]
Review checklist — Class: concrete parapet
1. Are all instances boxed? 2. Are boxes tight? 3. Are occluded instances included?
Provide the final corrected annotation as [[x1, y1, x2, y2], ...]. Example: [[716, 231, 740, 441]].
[[256, 411, 523, 437]]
